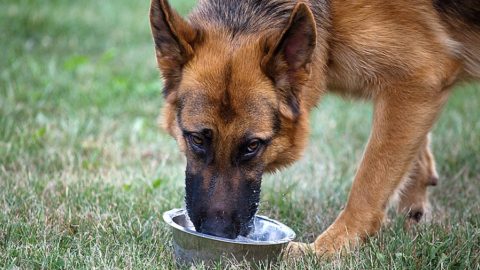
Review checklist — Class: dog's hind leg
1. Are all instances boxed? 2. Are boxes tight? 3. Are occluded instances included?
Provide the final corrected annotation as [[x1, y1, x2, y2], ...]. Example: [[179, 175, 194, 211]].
[[397, 134, 439, 225]]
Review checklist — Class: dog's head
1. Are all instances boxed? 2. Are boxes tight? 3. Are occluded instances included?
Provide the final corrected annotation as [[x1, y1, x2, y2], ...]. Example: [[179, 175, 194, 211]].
[[150, 0, 317, 238]]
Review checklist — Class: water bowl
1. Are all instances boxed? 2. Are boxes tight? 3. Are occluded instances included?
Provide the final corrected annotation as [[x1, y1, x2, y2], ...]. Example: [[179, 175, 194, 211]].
[[163, 208, 296, 266]]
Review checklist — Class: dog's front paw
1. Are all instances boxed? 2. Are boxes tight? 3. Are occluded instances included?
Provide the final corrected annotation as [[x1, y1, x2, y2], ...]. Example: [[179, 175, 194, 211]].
[[312, 228, 356, 256], [312, 210, 382, 256], [283, 241, 314, 259]]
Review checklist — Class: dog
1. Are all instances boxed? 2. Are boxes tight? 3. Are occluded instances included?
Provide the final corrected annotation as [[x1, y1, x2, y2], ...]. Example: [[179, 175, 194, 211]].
[[149, 0, 479, 256]]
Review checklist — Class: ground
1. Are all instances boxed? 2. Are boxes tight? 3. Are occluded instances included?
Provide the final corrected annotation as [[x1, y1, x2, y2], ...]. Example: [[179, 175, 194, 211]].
[[0, 0, 479, 269]]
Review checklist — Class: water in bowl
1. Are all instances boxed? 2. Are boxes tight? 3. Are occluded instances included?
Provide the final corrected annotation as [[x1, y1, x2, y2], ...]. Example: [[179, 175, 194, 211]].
[[239, 218, 285, 242], [182, 214, 286, 243]]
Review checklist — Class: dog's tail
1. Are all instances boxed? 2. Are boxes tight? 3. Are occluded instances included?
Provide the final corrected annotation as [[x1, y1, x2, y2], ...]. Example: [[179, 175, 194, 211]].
[[434, 0, 480, 78]]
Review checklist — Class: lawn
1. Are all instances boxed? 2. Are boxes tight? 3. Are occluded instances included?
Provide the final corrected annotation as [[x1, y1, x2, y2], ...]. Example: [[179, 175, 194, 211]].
[[0, 0, 479, 269]]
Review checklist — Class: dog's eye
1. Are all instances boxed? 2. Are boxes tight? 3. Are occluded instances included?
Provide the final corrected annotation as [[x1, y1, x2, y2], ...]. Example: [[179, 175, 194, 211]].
[[190, 134, 204, 146], [186, 132, 208, 156], [239, 138, 267, 162], [246, 140, 260, 153], [242, 139, 263, 160]]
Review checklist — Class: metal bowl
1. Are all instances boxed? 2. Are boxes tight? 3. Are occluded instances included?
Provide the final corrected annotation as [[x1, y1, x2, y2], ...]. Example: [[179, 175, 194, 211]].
[[163, 208, 295, 266]]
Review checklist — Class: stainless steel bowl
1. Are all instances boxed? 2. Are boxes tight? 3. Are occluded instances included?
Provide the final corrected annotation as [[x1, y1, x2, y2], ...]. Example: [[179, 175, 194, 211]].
[[163, 208, 295, 266]]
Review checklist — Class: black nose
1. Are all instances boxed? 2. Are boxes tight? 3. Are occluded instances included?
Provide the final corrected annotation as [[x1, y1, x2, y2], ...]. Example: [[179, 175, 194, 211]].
[[199, 216, 239, 239]]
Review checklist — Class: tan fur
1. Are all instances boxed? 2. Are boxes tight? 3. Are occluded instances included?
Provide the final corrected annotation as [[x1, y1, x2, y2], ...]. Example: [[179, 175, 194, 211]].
[[150, 0, 479, 257]]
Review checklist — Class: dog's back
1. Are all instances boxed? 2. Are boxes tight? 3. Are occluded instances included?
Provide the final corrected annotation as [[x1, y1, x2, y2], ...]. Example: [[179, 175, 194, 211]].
[[189, 0, 479, 91]]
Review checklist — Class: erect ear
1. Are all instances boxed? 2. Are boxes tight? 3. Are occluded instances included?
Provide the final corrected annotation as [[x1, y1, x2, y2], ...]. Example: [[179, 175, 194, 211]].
[[150, 0, 199, 102], [261, 3, 316, 120]]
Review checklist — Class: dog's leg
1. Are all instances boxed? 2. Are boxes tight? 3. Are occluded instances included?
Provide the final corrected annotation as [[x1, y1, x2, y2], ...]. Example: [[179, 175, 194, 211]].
[[288, 87, 450, 257], [397, 134, 439, 225]]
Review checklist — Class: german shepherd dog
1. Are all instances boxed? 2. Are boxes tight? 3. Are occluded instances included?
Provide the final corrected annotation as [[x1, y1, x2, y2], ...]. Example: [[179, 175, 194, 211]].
[[149, 0, 480, 256]]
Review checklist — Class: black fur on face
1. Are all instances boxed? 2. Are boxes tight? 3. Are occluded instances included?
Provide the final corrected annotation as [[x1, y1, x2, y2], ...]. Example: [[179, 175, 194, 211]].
[[184, 158, 263, 239]]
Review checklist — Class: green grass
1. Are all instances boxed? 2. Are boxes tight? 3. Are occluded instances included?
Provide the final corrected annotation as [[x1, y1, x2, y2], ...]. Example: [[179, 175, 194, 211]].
[[1, 0, 479, 269]]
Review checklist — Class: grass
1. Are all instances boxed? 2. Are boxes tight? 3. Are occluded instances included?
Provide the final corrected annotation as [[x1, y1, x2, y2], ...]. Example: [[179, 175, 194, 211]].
[[0, 0, 479, 269]]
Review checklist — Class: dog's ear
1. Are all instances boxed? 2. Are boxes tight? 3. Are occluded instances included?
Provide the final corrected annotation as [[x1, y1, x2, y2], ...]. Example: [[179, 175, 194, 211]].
[[262, 3, 316, 120], [150, 0, 200, 103]]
